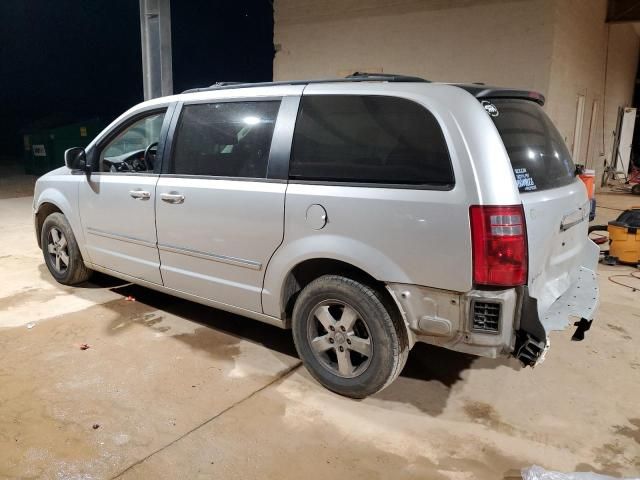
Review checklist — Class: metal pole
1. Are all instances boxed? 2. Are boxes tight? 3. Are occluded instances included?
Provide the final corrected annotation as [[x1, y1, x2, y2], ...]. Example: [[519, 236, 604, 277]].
[[139, 0, 173, 100]]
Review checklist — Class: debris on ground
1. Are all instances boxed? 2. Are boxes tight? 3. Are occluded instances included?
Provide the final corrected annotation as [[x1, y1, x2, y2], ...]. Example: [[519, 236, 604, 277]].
[[521, 465, 639, 480], [26, 322, 35, 329], [125, 296, 136, 302], [79, 343, 90, 350], [92, 424, 100, 430]]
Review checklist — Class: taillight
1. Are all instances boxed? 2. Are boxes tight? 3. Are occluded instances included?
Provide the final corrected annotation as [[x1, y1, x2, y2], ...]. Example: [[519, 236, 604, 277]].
[[470, 205, 528, 287]]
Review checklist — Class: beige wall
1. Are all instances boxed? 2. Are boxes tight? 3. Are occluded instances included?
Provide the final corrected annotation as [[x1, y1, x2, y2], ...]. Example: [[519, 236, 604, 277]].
[[545, 0, 607, 172], [274, 0, 639, 187], [603, 24, 640, 172], [544, 3, 639, 185], [274, 0, 554, 93]]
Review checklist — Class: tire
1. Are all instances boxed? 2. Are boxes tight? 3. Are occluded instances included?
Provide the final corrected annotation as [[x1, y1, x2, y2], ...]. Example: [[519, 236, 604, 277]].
[[291, 275, 409, 398], [41, 212, 92, 285]]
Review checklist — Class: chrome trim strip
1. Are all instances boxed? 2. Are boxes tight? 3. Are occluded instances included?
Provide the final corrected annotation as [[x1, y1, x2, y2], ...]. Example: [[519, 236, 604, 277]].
[[158, 243, 262, 270], [560, 217, 585, 232], [86, 227, 157, 248], [560, 205, 589, 232]]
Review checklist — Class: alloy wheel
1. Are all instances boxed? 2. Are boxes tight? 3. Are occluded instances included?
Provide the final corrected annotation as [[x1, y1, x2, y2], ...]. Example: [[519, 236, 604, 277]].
[[47, 227, 69, 274], [307, 300, 373, 378]]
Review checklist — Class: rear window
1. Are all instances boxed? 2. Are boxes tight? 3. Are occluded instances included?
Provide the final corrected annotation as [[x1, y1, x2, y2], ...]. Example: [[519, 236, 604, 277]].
[[487, 98, 575, 192], [290, 95, 454, 187]]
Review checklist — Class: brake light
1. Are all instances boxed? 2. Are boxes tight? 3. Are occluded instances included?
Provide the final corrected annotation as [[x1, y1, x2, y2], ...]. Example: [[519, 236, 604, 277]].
[[470, 205, 528, 287]]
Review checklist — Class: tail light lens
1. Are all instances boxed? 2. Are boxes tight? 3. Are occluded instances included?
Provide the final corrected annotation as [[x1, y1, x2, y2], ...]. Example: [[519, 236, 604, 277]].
[[470, 205, 528, 287]]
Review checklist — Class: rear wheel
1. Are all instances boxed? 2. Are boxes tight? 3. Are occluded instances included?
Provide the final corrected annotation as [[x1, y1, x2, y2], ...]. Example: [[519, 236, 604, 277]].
[[41, 212, 92, 285], [291, 275, 408, 398]]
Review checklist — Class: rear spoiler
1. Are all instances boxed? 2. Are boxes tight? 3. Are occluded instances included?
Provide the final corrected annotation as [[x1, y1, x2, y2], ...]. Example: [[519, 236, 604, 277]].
[[453, 84, 545, 106]]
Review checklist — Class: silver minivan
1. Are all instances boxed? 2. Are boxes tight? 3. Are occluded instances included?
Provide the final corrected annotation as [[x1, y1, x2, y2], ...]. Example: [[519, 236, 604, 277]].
[[34, 74, 599, 398]]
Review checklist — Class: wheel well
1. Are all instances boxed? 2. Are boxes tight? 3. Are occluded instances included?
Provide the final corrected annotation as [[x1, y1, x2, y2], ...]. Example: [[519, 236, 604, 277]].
[[281, 258, 399, 327], [35, 203, 62, 248]]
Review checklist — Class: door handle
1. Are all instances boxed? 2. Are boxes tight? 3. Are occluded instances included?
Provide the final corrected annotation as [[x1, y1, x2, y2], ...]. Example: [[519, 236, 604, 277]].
[[160, 192, 185, 204], [129, 189, 151, 200]]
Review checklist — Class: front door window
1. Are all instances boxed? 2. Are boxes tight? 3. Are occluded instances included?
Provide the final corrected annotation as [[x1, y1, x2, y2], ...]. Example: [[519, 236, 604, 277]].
[[99, 111, 166, 173]]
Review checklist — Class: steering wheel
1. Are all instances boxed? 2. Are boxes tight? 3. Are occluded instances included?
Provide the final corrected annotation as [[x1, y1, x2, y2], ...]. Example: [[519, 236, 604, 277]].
[[142, 142, 159, 171]]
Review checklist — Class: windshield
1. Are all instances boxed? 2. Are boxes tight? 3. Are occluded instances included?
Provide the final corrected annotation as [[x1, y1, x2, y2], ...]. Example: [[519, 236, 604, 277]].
[[487, 98, 575, 192]]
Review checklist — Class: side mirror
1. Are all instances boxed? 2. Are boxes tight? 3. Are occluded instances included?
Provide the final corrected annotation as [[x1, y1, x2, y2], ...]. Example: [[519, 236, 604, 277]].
[[64, 147, 91, 176]]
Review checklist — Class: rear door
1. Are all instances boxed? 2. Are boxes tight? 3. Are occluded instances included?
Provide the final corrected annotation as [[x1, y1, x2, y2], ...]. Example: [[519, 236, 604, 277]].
[[155, 95, 299, 313], [487, 99, 597, 318]]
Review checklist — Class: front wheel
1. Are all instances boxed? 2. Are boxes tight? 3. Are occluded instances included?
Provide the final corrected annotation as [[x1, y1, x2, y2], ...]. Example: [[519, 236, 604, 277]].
[[41, 212, 92, 285], [291, 275, 409, 398]]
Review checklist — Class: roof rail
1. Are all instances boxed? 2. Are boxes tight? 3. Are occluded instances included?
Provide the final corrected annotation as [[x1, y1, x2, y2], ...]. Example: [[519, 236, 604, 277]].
[[346, 72, 427, 82], [181, 72, 429, 94]]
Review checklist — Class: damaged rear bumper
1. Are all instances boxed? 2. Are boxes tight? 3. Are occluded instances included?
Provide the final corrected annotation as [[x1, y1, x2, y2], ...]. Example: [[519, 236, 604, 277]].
[[387, 266, 599, 366], [515, 266, 599, 366]]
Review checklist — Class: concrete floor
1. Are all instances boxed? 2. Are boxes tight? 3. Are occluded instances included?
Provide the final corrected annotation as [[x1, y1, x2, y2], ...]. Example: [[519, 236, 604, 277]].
[[0, 177, 639, 479]]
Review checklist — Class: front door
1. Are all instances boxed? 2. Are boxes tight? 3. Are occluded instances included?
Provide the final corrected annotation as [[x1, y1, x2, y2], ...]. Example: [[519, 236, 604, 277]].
[[155, 99, 286, 313], [79, 108, 169, 284]]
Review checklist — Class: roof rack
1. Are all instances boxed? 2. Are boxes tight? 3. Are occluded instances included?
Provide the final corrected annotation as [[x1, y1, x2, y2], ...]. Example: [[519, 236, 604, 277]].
[[182, 72, 429, 94]]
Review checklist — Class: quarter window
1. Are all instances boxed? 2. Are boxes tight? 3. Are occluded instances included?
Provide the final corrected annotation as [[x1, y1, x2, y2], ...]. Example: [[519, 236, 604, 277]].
[[170, 101, 281, 178], [290, 95, 453, 186]]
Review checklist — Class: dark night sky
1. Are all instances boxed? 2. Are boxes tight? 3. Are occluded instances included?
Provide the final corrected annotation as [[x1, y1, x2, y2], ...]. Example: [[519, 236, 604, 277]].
[[0, 1, 274, 156]]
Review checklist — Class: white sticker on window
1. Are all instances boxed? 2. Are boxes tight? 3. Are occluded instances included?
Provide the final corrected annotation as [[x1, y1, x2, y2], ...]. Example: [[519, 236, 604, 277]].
[[514, 167, 537, 191]]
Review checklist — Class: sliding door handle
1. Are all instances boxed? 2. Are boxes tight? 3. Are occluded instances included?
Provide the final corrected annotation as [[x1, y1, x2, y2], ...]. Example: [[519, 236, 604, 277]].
[[129, 189, 151, 200], [160, 192, 185, 204]]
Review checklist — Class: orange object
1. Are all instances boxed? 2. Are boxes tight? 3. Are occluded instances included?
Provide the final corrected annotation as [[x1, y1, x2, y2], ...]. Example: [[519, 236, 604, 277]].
[[579, 169, 595, 199]]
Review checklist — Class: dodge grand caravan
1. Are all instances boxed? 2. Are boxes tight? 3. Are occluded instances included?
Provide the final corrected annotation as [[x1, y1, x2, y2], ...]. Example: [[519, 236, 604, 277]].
[[34, 73, 599, 398]]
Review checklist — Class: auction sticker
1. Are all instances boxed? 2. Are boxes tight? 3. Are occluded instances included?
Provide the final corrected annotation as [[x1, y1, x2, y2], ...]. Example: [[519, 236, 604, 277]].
[[514, 167, 537, 191]]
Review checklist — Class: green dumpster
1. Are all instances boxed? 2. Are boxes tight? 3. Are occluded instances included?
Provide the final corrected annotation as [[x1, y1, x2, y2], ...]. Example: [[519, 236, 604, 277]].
[[23, 118, 104, 176]]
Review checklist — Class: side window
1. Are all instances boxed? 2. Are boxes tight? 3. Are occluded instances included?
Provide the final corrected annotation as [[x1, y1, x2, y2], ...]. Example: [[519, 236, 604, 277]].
[[170, 101, 281, 178], [290, 95, 454, 186], [100, 111, 166, 173]]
